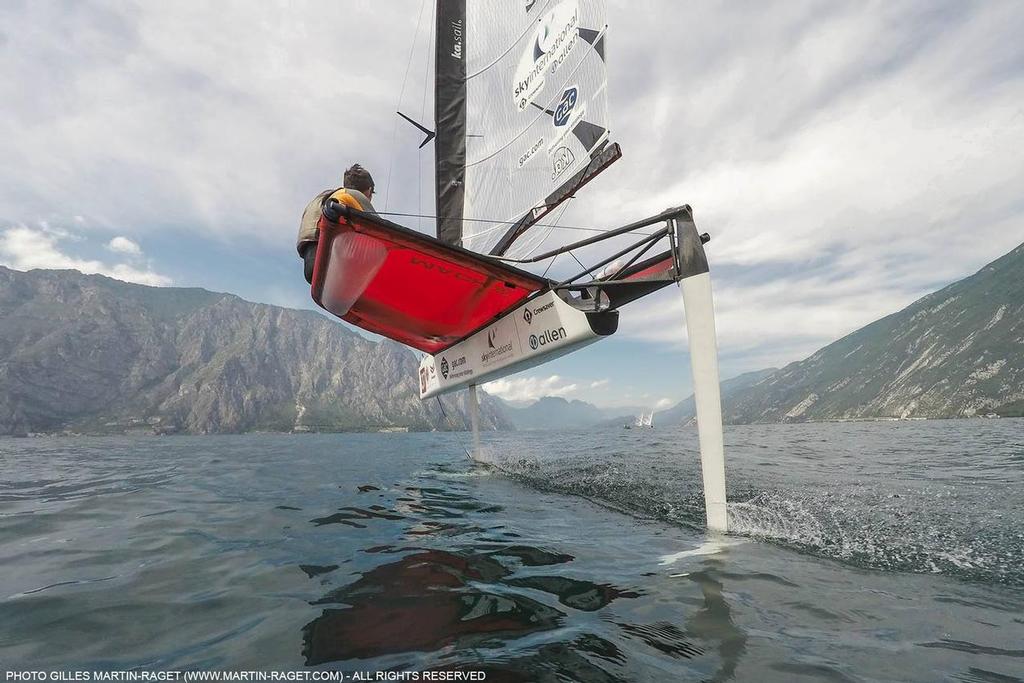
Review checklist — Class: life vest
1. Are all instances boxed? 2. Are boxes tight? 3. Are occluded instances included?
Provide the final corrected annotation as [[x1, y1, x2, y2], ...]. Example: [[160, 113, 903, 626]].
[[296, 188, 376, 254]]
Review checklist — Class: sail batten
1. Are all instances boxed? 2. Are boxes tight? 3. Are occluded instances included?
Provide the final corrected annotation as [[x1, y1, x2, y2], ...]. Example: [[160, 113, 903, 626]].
[[434, 0, 616, 256]]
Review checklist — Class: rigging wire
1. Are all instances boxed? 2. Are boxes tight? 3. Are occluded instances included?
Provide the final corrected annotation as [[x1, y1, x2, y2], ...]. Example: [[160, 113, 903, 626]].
[[514, 200, 571, 260], [372, 210, 659, 237], [568, 250, 587, 271], [417, 3, 434, 232], [541, 252, 559, 279], [384, 0, 430, 212]]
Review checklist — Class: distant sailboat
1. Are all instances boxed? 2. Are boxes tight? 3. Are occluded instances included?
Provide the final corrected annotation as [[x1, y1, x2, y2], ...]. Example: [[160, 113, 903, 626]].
[[626, 410, 653, 429]]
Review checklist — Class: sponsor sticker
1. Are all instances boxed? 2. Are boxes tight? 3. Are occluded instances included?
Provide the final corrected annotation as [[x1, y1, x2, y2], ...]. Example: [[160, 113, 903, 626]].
[[480, 326, 515, 366], [553, 87, 578, 127], [449, 19, 463, 59], [547, 85, 586, 153], [409, 255, 485, 285], [551, 145, 576, 181], [518, 138, 545, 168], [529, 327, 567, 351], [512, 0, 580, 110], [447, 355, 472, 381]]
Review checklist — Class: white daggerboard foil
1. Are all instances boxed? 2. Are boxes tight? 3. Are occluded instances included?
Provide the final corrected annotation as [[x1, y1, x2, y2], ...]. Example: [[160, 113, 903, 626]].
[[418, 290, 607, 399]]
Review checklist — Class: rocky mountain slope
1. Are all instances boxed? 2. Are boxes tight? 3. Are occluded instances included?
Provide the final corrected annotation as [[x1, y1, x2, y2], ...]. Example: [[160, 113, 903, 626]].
[[654, 368, 778, 426], [725, 242, 1024, 422], [0, 267, 510, 435]]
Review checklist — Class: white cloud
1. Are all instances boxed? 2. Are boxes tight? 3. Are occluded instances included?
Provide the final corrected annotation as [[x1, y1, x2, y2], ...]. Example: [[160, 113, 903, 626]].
[[107, 236, 142, 256], [483, 374, 580, 403], [0, 2, 425, 245], [654, 398, 674, 410], [0, 1, 1021, 387], [0, 225, 171, 286], [556, 1, 1024, 366]]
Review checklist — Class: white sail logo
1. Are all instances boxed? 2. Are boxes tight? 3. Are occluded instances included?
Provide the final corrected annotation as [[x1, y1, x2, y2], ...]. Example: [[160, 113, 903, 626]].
[[518, 137, 544, 168], [551, 146, 576, 180], [512, 0, 579, 111], [450, 19, 463, 59]]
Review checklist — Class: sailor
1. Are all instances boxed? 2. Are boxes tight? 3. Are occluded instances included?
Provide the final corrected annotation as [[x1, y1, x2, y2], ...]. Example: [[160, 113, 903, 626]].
[[297, 164, 377, 284]]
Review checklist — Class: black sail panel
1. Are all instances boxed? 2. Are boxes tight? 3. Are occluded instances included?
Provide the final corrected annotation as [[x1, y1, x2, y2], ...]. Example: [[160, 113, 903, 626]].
[[435, 0, 468, 246]]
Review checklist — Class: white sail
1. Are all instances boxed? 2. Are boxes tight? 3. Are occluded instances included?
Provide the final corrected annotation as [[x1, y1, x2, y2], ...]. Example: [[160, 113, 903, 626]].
[[435, 0, 616, 257]]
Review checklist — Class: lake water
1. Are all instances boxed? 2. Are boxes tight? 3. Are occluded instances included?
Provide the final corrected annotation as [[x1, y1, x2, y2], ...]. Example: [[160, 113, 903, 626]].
[[1, 420, 1022, 681]]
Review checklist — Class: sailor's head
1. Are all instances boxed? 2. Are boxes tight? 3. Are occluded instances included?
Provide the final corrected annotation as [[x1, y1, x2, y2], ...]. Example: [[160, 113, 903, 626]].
[[344, 164, 374, 200]]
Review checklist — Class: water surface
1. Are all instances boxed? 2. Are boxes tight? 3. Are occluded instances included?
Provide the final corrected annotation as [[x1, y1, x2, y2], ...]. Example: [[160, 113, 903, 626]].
[[1, 420, 1022, 680]]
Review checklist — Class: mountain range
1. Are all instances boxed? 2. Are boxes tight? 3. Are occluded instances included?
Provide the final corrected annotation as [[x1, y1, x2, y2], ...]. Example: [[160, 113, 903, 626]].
[[1, 240, 1020, 435], [656, 241, 1024, 423], [496, 396, 646, 431], [0, 267, 509, 436], [723, 242, 1023, 422]]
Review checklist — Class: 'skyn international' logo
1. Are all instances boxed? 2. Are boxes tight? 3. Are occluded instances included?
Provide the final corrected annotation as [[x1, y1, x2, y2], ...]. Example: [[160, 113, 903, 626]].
[[481, 327, 514, 364], [553, 87, 578, 127], [512, 0, 579, 110], [439, 356, 449, 379], [523, 308, 533, 324]]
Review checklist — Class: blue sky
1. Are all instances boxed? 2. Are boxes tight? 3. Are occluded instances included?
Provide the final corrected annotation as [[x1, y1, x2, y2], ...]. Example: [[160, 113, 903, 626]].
[[1, 1, 1022, 410]]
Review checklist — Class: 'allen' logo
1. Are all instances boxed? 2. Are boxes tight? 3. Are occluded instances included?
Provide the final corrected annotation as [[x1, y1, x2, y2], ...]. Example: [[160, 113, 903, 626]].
[[523, 308, 533, 324], [439, 356, 449, 379], [487, 329, 497, 349], [530, 327, 566, 351]]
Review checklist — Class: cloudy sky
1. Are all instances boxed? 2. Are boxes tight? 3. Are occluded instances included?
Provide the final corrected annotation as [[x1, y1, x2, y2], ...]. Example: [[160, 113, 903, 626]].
[[1, 1, 1022, 410]]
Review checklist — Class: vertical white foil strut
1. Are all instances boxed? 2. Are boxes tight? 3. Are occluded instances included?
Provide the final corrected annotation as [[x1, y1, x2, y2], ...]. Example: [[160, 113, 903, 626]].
[[679, 273, 728, 532]]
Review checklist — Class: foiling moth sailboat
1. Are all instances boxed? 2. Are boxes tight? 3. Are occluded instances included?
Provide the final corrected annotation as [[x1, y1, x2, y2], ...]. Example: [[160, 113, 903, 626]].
[[308, 0, 728, 532]]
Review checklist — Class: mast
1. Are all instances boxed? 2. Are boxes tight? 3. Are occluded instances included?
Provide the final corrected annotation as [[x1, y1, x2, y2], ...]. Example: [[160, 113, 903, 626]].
[[434, 0, 467, 246]]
